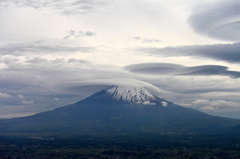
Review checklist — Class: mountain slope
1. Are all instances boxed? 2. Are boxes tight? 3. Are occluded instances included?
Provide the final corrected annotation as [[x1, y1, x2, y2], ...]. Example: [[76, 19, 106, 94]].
[[0, 85, 240, 136]]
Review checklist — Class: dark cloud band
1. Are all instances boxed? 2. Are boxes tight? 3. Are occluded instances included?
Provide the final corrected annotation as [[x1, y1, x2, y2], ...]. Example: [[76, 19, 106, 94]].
[[125, 63, 240, 78], [135, 42, 240, 63]]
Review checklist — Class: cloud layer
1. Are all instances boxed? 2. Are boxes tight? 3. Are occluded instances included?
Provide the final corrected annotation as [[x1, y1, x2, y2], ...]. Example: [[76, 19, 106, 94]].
[[136, 42, 240, 63], [125, 63, 240, 78], [192, 99, 239, 111], [188, 0, 240, 41], [0, 41, 94, 56], [1, 0, 110, 15]]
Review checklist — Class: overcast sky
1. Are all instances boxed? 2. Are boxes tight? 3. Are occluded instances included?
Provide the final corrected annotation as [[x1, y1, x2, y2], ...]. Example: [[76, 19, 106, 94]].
[[0, 0, 239, 119]]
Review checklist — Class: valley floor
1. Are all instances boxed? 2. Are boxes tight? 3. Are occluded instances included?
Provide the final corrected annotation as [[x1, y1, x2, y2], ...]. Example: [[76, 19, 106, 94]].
[[0, 135, 239, 159]]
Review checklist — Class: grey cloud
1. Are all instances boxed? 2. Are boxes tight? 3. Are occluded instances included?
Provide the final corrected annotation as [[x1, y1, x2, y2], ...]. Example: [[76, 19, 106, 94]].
[[63, 35, 71, 40], [131, 36, 161, 43], [1, 0, 111, 15], [0, 41, 94, 56], [135, 42, 240, 63], [168, 86, 240, 95], [63, 30, 96, 40], [1, 57, 239, 119], [0, 57, 134, 118], [179, 99, 240, 119], [26, 57, 48, 63], [148, 77, 240, 98], [125, 63, 240, 78], [188, 0, 240, 41], [25, 57, 90, 65], [85, 31, 96, 37], [26, 57, 68, 65], [67, 58, 89, 64], [0, 57, 19, 64]]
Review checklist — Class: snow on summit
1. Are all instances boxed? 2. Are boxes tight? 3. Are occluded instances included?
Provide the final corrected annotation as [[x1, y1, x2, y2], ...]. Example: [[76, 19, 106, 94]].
[[104, 85, 165, 105], [57, 78, 171, 106]]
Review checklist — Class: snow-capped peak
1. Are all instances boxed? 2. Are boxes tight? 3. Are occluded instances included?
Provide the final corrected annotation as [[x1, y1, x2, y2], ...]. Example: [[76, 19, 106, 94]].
[[103, 85, 164, 105]]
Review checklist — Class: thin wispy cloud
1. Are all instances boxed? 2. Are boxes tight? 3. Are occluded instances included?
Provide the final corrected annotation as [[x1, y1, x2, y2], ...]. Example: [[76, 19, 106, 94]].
[[63, 30, 96, 40], [0, 0, 111, 15], [130, 36, 161, 43], [0, 41, 95, 56]]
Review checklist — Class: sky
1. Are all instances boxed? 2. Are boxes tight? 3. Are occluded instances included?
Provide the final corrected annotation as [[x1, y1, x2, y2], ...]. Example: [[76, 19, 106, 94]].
[[0, 0, 239, 119]]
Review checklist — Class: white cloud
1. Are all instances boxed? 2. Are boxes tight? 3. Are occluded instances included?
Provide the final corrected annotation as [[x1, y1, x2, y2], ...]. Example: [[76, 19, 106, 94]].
[[53, 97, 59, 101], [22, 100, 34, 105], [0, 113, 35, 119], [17, 94, 25, 99], [161, 101, 168, 107], [0, 93, 12, 98], [192, 99, 209, 106], [142, 101, 156, 105], [192, 99, 240, 111]]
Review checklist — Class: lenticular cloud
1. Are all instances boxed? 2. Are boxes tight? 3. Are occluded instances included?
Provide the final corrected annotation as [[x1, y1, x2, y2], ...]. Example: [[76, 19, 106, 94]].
[[188, 0, 240, 42]]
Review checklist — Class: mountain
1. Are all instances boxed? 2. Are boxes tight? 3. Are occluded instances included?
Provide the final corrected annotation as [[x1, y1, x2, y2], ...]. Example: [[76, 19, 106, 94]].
[[0, 84, 240, 137]]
